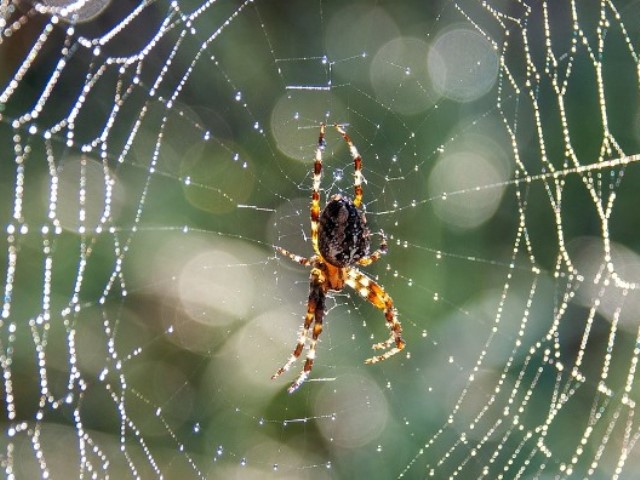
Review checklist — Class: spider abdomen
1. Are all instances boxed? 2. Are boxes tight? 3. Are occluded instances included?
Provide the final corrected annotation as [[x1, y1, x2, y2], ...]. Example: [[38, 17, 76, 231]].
[[318, 194, 370, 267]]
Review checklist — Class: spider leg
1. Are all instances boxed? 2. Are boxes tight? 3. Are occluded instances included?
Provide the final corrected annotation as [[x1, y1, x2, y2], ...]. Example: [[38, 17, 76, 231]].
[[271, 286, 316, 381], [310, 123, 326, 256], [274, 246, 310, 266], [272, 267, 326, 394], [334, 123, 365, 208], [357, 230, 388, 267], [345, 268, 405, 364], [288, 281, 326, 393]]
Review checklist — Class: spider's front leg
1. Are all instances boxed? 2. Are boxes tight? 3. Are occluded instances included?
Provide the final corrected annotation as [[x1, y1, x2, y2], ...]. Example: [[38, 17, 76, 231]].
[[345, 268, 405, 364]]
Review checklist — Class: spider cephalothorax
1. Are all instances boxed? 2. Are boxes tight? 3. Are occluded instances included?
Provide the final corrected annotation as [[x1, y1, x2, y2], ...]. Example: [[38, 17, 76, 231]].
[[272, 123, 406, 393]]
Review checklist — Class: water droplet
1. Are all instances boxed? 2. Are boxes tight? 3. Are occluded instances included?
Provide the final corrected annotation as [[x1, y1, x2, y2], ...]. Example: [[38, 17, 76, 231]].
[[235, 91, 242, 101], [333, 168, 343, 182], [193, 423, 200, 433], [377, 444, 383, 452], [240, 458, 247, 467]]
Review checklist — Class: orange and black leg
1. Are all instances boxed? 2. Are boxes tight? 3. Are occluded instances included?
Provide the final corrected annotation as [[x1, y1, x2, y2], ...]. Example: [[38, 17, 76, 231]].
[[334, 123, 364, 208], [345, 268, 405, 364], [287, 281, 326, 393], [310, 123, 326, 255], [357, 230, 388, 267], [274, 246, 310, 266], [272, 267, 326, 393]]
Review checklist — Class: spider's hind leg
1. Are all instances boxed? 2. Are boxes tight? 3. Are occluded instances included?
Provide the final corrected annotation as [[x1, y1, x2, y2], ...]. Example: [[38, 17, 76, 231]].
[[345, 268, 405, 364], [272, 266, 326, 393], [271, 296, 314, 381], [287, 286, 325, 393]]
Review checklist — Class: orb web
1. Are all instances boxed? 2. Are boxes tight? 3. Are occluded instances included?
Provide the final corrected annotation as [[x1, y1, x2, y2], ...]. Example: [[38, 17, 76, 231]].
[[0, 0, 639, 478]]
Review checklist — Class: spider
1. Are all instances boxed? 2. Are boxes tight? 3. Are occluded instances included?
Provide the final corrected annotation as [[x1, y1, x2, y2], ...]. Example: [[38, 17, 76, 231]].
[[272, 123, 406, 393]]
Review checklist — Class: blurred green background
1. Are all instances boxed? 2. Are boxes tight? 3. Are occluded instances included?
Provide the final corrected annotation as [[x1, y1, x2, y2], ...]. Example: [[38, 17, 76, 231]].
[[1, 0, 640, 478]]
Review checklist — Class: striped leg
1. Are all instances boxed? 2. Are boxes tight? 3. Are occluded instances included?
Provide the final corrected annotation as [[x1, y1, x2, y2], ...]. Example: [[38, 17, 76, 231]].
[[310, 123, 326, 255], [288, 282, 326, 393], [272, 267, 326, 394], [274, 246, 310, 266], [271, 311, 311, 382], [357, 230, 388, 267], [345, 268, 405, 364], [334, 124, 365, 208]]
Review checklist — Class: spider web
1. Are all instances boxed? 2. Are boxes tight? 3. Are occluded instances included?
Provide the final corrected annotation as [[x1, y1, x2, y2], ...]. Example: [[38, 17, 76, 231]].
[[1, 0, 640, 478]]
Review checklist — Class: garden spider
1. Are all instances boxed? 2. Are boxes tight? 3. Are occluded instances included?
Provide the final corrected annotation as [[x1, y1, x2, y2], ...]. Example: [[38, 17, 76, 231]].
[[272, 123, 406, 393]]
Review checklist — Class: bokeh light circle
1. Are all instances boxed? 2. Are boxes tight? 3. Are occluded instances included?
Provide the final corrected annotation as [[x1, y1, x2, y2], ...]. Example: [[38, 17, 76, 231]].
[[427, 27, 499, 102], [325, 5, 400, 80], [428, 148, 507, 230], [42, 0, 111, 23], [314, 372, 389, 448], [370, 36, 439, 115], [271, 92, 347, 162], [178, 249, 255, 327]]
